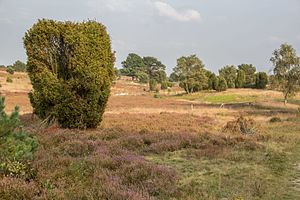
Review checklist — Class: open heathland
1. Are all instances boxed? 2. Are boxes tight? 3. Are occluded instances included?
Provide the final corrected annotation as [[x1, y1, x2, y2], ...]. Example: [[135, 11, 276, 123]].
[[1, 71, 300, 199]]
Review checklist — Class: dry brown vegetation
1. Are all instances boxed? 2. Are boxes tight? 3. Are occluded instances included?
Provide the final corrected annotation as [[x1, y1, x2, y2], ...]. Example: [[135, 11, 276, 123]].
[[1, 72, 300, 199]]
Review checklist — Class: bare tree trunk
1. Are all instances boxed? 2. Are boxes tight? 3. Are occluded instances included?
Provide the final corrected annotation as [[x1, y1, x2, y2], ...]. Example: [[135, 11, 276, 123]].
[[284, 93, 288, 106]]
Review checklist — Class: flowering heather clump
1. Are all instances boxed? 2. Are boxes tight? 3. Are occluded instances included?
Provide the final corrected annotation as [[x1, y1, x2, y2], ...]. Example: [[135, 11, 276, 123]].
[[1, 110, 269, 199], [25, 128, 179, 199]]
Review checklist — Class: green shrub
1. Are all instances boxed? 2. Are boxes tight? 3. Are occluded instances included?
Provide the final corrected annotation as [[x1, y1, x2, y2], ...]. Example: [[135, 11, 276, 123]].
[[215, 76, 228, 92], [0, 97, 38, 179], [24, 19, 115, 129], [153, 93, 161, 98], [149, 79, 157, 91], [255, 72, 268, 89], [6, 77, 13, 83], [235, 70, 246, 88], [161, 81, 170, 90], [6, 67, 15, 75]]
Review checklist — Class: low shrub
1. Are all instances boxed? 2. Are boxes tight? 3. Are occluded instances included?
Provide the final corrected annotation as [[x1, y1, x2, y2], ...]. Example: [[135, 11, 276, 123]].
[[161, 81, 168, 90], [6, 67, 15, 75], [153, 93, 161, 98], [223, 116, 258, 135], [149, 79, 157, 91], [6, 77, 13, 83], [0, 177, 41, 200], [269, 117, 282, 123]]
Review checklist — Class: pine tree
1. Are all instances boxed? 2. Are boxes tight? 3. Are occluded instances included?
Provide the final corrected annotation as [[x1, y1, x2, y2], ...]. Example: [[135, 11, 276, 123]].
[[0, 96, 38, 178], [236, 70, 246, 88]]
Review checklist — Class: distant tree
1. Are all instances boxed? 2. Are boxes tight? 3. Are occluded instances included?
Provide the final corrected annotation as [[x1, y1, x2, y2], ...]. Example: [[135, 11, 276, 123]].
[[173, 55, 208, 93], [208, 73, 217, 90], [270, 43, 300, 104], [235, 69, 246, 88], [238, 64, 256, 88], [12, 60, 27, 72], [219, 65, 237, 88], [0, 65, 5, 69], [143, 56, 167, 90], [169, 72, 179, 82], [215, 76, 228, 92], [136, 71, 149, 83], [120, 53, 145, 80], [255, 72, 268, 89], [143, 57, 166, 83], [268, 75, 281, 90], [6, 66, 15, 75]]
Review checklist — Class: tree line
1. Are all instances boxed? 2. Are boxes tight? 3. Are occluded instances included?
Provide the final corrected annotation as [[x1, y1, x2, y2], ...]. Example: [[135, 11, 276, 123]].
[[0, 60, 27, 74], [118, 55, 269, 92], [119, 44, 300, 104]]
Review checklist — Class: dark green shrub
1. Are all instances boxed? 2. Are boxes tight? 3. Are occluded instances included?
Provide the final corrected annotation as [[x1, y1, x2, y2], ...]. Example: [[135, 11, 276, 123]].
[[255, 72, 268, 89], [0, 97, 38, 179], [235, 69, 246, 88], [6, 77, 13, 83], [208, 73, 217, 90], [269, 117, 281, 123], [215, 76, 228, 92], [24, 19, 115, 128], [6, 66, 15, 75]]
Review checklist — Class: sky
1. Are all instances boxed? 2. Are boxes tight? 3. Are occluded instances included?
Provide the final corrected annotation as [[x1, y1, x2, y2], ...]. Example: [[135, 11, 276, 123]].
[[0, 0, 299, 74]]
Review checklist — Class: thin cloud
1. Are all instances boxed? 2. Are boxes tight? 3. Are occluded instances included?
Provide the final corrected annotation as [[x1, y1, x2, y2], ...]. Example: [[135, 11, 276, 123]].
[[154, 1, 202, 22], [268, 36, 284, 43], [87, 0, 132, 12]]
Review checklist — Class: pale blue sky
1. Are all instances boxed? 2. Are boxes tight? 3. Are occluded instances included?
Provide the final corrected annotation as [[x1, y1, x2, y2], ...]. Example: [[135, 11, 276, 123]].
[[0, 0, 299, 74]]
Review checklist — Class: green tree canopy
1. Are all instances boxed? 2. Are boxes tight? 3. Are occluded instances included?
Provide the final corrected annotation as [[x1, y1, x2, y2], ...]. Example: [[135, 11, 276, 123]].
[[215, 76, 228, 92], [238, 64, 256, 88], [270, 43, 300, 104], [208, 73, 217, 90], [219, 65, 237, 88], [255, 72, 268, 89], [173, 55, 208, 93], [120, 53, 146, 80], [169, 72, 179, 82], [235, 69, 246, 88], [12, 60, 27, 72], [143, 56, 166, 83], [24, 19, 115, 129]]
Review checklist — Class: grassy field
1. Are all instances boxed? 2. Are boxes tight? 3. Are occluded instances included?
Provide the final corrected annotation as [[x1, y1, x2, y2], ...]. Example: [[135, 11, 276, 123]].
[[1, 71, 300, 199]]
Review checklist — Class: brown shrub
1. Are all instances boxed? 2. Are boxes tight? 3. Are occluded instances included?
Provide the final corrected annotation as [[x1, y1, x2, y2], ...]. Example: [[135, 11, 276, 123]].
[[0, 177, 41, 200], [223, 116, 260, 135]]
